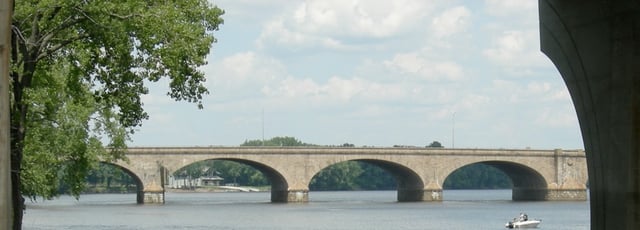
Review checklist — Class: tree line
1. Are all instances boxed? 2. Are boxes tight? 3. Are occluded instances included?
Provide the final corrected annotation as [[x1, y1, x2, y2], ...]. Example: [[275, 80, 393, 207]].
[[82, 137, 512, 192]]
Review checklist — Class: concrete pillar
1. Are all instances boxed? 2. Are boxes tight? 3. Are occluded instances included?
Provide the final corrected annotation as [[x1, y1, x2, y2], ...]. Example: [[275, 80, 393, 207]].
[[0, 1, 13, 229], [140, 190, 164, 204], [540, 148, 588, 201], [138, 181, 164, 204], [512, 188, 587, 201], [403, 182, 441, 202], [512, 188, 547, 201], [539, 1, 640, 229], [401, 188, 441, 202], [545, 188, 588, 201], [286, 189, 308, 202], [271, 189, 308, 203]]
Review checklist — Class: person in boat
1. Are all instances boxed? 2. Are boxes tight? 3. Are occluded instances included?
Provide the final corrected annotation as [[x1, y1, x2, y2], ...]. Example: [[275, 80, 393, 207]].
[[519, 213, 528, 221]]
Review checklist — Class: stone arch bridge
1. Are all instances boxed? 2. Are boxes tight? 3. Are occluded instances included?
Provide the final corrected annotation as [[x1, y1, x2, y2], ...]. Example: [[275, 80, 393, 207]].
[[109, 147, 588, 204]]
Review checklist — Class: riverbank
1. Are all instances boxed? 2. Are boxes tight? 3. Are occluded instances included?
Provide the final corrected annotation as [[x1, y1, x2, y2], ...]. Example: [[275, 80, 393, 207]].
[[167, 186, 264, 193]]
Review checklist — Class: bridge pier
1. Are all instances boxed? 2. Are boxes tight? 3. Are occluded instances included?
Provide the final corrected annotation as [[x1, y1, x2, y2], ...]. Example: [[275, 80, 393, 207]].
[[398, 180, 443, 202], [271, 189, 308, 203], [397, 189, 442, 202], [512, 188, 587, 201], [137, 181, 165, 204], [138, 190, 165, 204]]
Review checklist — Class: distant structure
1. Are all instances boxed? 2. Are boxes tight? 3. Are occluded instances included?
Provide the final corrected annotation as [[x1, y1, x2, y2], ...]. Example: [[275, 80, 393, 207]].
[[107, 147, 587, 204], [167, 175, 223, 189]]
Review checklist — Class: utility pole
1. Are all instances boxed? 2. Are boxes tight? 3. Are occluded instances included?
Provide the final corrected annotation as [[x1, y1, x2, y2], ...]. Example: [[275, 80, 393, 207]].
[[0, 0, 14, 229], [451, 112, 455, 148]]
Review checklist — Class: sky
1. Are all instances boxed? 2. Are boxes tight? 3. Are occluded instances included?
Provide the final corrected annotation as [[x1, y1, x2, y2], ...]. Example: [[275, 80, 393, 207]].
[[130, 0, 585, 150]]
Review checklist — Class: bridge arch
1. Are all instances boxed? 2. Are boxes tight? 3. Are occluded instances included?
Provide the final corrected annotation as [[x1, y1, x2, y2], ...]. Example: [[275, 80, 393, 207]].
[[308, 158, 426, 202], [442, 161, 548, 200], [164, 157, 289, 202], [100, 161, 145, 203]]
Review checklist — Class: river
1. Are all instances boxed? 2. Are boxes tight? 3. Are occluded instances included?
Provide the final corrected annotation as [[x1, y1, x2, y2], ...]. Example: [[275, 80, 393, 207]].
[[23, 190, 589, 230]]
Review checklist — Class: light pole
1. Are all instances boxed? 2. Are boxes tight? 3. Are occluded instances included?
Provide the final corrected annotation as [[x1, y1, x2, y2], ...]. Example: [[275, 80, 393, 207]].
[[261, 108, 264, 146], [451, 112, 455, 148]]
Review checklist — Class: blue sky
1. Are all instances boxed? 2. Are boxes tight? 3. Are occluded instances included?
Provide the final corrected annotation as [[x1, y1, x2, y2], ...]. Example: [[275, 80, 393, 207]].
[[130, 0, 584, 149]]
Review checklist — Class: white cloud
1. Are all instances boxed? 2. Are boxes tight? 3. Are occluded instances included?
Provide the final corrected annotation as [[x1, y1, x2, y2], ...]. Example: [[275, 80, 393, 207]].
[[299, 0, 433, 37], [534, 106, 579, 128], [483, 31, 526, 63], [211, 0, 296, 19], [257, 0, 437, 50], [526, 81, 551, 94], [131, 0, 584, 149], [490, 79, 572, 104], [431, 6, 472, 38], [484, 0, 537, 18], [262, 76, 411, 107], [262, 77, 320, 99], [483, 30, 549, 69], [204, 51, 285, 92], [257, 19, 309, 48], [383, 52, 464, 81]]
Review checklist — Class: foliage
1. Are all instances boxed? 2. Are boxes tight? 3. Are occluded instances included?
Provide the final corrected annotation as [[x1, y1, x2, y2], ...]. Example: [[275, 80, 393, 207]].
[[21, 64, 118, 199], [241, 136, 313, 146], [174, 160, 269, 186], [342, 143, 355, 147], [10, 0, 223, 228], [83, 163, 136, 193], [443, 163, 512, 189], [310, 161, 364, 190], [427, 141, 443, 148], [354, 162, 396, 190], [310, 161, 396, 191]]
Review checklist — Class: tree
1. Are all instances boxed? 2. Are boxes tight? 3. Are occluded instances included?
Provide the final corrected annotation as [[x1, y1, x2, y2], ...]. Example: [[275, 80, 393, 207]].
[[10, 1, 224, 229], [443, 163, 512, 189], [173, 160, 271, 188], [310, 161, 364, 191], [241, 136, 312, 147], [427, 141, 443, 148], [355, 162, 395, 190], [342, 143, 355, 147]]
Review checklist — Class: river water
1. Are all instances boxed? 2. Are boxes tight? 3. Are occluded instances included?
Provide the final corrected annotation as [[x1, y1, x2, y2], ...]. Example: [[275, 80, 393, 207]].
[[23, 190, 589, 230]]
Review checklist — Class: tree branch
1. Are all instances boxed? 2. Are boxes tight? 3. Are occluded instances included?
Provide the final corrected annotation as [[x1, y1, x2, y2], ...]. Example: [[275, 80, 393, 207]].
[[36, 34, 89, 61], [38, 14, 86, 47], [107, 12, 142, 20]]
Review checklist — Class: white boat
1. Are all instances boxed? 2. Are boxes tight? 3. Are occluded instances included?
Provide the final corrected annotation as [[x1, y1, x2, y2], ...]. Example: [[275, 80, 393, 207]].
[[505, 213, 541, 228]]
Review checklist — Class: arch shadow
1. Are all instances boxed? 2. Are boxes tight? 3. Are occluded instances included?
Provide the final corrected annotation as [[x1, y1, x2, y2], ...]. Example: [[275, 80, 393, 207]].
[[444, 161, 548, 201], [98, 161, 145, 203], [171, 158, 288, 203], [312, 159, 425, 202]]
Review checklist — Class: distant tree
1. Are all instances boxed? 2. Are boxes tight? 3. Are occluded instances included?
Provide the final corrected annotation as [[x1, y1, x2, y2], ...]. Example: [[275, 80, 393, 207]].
[[310, 161, 363, 190], [82, 164, 136, 193], [174, 160, 269, 187], [342, 143, 355, 147], [240, 139, 265, 146], [443, 163, 512, 189], [355, 162, 395, 190], [427, 141, 443, 148], [241, 136, 313, 146]]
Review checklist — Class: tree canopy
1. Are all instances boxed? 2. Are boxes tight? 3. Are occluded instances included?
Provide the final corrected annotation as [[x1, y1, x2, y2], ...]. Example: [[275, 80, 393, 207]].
[[427, 141, 443, 148], [241, 136, 312, 147], [10, 1, 224, 229]]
